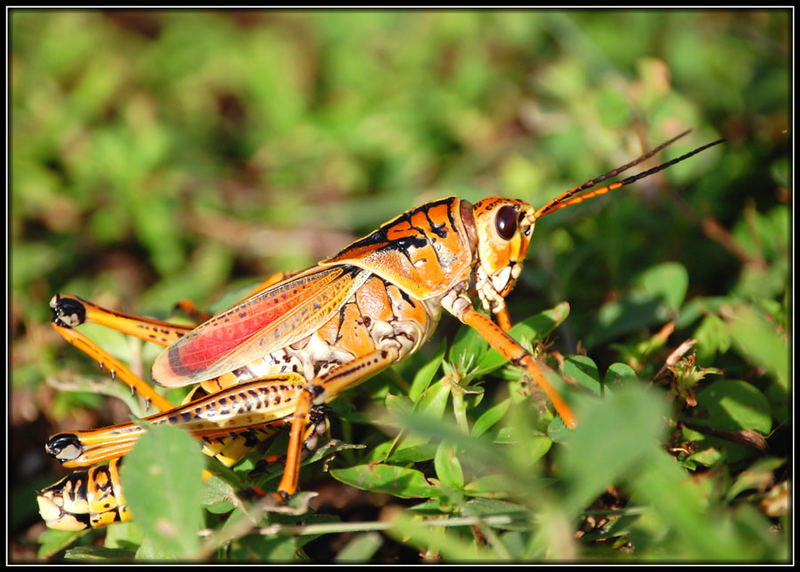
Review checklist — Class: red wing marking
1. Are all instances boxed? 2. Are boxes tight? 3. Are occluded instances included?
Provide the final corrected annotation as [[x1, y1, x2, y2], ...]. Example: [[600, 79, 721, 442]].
[[151, 265, 367, 387]]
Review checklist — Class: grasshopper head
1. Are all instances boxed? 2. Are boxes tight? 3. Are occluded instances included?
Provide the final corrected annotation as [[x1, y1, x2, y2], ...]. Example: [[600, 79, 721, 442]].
[[471, 197, 536, 314]]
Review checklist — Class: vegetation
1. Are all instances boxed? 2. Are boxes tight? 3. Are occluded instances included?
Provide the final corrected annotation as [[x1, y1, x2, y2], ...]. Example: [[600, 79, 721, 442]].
[[11, 10, 789, 562]]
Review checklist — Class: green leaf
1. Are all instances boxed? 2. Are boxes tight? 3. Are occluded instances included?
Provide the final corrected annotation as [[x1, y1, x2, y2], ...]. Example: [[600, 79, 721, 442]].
[[36, 529, 88, 560], [201, 474, 236, 515], [103, 520, 144, 550], [558, 384, 669, 516], [694, 313, 732, 361], [387, 443, 437, 464], [562, 355, 601, 396], [631, 450, 760, 560], [588, 293, 664, 348], [64, 546, 138, 561], [120, 423, 205, 560], [694, 379, 772, 434], [386, 511, 496, 561], [330, 463, 440, 499], [399, 380, 452, 449], [434, 442, 465, 491], [409, 339, 446, 403], [724, 303, 789, 390], [726, 457, 785, 502], [461, 498, 532, 531], [229, 534, 299, 561], [384, 392, 414, 419], [508, 301, 571, 341], [448, 322, 489, 374], [463, 474, 513, 497], [496, 421, 553, 466], [634, 261, 689, 311], [471, 397, 511, 437], [415, 379, 452, 418], [603, 362, 639, 390], [335, 532, 383, 562]]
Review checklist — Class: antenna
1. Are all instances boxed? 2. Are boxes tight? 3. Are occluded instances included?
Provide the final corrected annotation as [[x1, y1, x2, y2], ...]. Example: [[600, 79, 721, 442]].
[[535, 131, 726, 219]]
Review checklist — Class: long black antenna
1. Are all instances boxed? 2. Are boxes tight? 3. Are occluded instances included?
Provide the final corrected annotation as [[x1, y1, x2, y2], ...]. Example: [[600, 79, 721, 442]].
[[535, 132, 726, 219]]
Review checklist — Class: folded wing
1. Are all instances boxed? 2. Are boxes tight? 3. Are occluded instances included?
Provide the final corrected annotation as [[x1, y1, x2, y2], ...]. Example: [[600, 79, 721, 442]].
[[151, 265, 368, 387]]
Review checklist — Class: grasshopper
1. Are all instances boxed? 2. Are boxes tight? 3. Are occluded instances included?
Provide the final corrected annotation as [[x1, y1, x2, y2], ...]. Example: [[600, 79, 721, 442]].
[[37, 130, 724, 531]]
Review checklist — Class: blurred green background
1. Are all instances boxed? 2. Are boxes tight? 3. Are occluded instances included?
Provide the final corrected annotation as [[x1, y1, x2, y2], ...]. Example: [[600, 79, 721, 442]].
[[10, 10, 789, 562]]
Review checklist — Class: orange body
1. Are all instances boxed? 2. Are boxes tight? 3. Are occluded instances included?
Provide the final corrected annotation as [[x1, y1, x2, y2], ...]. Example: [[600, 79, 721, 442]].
[[150, 197, 477, 389], [38, 131, 724, 531]]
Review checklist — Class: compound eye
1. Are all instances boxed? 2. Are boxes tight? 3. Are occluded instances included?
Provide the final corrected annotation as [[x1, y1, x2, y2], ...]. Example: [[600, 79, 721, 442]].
[[495, 205, 518, 240]]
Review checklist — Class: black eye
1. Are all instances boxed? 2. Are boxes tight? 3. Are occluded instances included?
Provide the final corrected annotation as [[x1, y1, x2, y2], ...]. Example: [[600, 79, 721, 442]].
[[495, 205, 517, 240]]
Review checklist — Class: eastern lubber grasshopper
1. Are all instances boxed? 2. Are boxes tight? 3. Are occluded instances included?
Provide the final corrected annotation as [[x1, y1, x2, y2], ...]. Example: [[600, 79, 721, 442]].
[[37, 129, 724, 531]]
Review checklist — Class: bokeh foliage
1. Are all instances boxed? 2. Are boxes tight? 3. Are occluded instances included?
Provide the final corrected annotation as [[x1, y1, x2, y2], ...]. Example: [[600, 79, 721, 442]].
[[10, 10, 789, 563]]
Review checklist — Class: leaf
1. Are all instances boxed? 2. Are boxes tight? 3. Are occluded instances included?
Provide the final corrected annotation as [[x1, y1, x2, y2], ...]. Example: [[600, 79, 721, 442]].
[[588, 294, 664, 348], [448, 323, 489, 375], [398, 380, 452, 449], [724, 303, 788, 390], [64, 546, 138, 561], [415, 379, 452, 419], [384, 393, 414, 420], [409, 339, 446, 403], [463, 474, 512, 498], [386, 511, 495, 561], [434, 442, 465, 491], [388, 443, 437, 464], [508, 301, 571, 341], [335, 532, 383, 562], [603, 362, 639, 391], [634, 261, 689, 312], [461, 498, 532, 531], [330, 463, 440, 499], [201, 474, 236, 514], [471, 397, 511, 437], [120, 423, 205, 560], [630, 451, 755, 560], [36, 529, 87, 560], [694, 379, 772, 434], [557, 384, 670, 516], [562, 355, 601, 396], [229, 534, 299, 561], [725, 457, 784, 502], [693, 313, 732, 361]]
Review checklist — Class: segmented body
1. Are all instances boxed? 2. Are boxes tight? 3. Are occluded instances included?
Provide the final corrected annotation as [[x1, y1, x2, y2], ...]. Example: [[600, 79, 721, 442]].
[[37, 131, 725, 532], [37, 459, 129, 531], [39, 197, 479, 530]]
